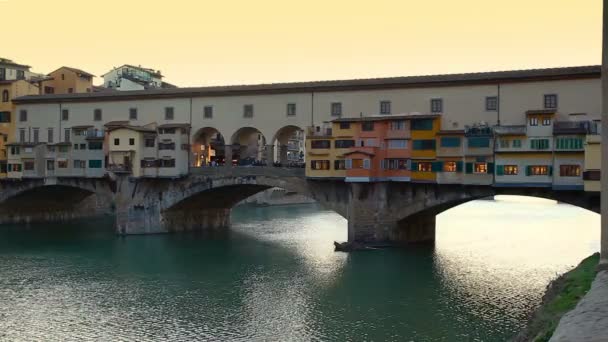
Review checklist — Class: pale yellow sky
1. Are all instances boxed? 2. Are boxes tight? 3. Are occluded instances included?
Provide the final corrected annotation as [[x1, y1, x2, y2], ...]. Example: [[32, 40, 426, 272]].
[[2, 0, 602, 87]]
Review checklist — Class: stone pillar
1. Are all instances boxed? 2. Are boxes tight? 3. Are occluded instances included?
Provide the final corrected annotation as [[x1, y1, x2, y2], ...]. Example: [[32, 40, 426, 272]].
[[265, 144, 275, 164], [224, 144, 233, 168], [394, 213, 436, 244], [279, 144, 288, 165], [602, 0, 608, 265], [114, 176, 164, 235], [346, 183, 396, 245], [161, 208, 231, 232]]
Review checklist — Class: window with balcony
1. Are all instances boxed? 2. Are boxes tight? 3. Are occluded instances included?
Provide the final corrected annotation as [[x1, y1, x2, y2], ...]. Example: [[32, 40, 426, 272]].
[[8, 164, 22, 172], [440, 137, 461, 147], [389, 120, 406, 130], [412, 139, 436, 150], [334, 140, 355, 148], [311, 140, 330, 149], [380, 101, 391, 115], [158, 142, 175, 150], [88, 160, 103, 168], [361, 122, 374, 131], [526, 165, 550, 176], [387, 139, 407, 149], [556, 137, 583, 150], [417, 162, 432, 172], [474, 162, 488, 174], [334, 160, 346, 170], [160, 159, 176, 167], [468, 137, 490, 148], [310, 160, 330, 170], [530, 139, 550, 150], [485, 96, 498, 111], [382, 159, 408, 170], [560, 165, 581, 177], [23, 161, 35, 171], [529, 117, 538, 126], [88, 141, 102, 150], [544, 94, 558, 109], [411, 119, 434, 130], [331, 102, 342, 116], [141, 159, 159, 168], [496, 165, 518, 175]]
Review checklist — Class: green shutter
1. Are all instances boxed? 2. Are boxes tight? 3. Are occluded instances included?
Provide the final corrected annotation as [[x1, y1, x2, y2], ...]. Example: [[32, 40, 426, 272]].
[[411, 162, 419, 171], [525, 166, 531, 176], [465, 162, 473, 174], [496, 165, 504, 176], [548, 165, 553, 176], [432, 161, 443, 172], [487, 162, 495, 174], [456, 161, 463, 172]]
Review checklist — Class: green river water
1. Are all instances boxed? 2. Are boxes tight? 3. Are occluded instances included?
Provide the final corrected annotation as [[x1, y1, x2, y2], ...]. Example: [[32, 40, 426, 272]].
[[0, 196, 600, 341]]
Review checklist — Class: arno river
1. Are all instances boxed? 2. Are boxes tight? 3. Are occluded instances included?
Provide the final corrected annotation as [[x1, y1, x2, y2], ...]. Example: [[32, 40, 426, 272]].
[[0, 196, 599, 341]]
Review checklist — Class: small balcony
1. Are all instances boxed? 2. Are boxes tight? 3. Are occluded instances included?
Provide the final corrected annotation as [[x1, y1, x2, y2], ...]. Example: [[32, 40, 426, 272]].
[[553, 121, 592, 135], [306, 126, 332, 138], [107, 164, 132, 173], [85, 129, 105, 139]]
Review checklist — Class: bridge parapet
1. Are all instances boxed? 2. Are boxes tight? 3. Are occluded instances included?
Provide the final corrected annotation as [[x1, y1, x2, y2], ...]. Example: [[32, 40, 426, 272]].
[[189, 166, 305, 178]]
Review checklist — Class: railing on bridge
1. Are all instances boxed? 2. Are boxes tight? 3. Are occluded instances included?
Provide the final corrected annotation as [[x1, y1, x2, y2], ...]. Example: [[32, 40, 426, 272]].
[[189, 166, 305, 178]]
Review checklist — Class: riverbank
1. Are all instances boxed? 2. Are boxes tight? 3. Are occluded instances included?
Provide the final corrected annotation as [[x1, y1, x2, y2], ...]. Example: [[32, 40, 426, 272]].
[[512, 253, 600, 342]]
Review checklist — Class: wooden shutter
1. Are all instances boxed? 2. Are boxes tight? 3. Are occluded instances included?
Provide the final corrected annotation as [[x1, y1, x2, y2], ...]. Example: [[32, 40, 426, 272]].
[[465, 162, 473, 174], [496, 165, 504, 176], [487, 162, 494, 174]]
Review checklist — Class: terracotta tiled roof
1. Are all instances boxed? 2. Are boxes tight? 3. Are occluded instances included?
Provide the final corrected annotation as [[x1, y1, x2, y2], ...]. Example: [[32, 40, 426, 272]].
[[13, 65, 601, 104]]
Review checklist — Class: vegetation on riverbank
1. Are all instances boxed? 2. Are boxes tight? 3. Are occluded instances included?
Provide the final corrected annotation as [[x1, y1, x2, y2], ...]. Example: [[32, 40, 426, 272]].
[[513, 253, 600, 342]]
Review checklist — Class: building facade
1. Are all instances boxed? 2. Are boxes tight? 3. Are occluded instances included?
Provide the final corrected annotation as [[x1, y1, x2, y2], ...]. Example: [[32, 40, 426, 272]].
[[102, 65, 175, 91], [9, 65, 602, 189], [39, 67, 95, 94]]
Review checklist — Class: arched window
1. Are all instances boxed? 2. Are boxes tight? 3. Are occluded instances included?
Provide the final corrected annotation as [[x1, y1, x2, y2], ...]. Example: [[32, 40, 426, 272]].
[[1, 90, 8, 102]]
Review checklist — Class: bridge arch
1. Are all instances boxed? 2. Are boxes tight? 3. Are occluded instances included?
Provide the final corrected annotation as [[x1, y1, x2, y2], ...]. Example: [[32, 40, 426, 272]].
[[191, 126, 226, 166], [270, 125, 305, 165], [0, 178, 114, 225], [229, 127, 267, 164]]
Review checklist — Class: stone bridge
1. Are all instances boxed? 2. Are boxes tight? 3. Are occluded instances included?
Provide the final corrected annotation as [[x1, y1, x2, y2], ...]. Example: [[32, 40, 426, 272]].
[[0, 167, 600, 245]]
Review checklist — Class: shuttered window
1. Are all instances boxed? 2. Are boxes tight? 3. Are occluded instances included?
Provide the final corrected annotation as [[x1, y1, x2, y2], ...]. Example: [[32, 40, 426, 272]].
[[440, 137, 461, 147]]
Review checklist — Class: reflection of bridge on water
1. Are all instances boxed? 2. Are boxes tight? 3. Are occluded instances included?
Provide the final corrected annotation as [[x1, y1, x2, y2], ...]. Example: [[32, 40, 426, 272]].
[[0, 166, 600, 246]]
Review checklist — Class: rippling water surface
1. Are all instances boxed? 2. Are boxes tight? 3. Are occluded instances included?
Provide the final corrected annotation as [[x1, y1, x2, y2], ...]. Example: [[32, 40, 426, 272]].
[[0, 196, 600, 341]]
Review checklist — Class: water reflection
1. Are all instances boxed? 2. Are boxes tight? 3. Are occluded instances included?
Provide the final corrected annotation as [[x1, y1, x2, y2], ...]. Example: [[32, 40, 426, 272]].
[[0, 197, 600, 341]]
